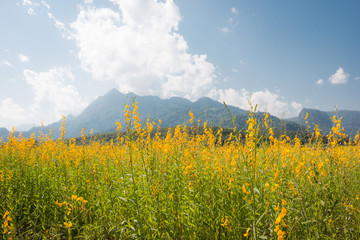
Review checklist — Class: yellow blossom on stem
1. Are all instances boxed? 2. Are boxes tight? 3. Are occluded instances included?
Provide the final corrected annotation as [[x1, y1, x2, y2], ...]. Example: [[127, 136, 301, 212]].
[[244, 227, 250, 237], [64, 222, 72, 228]]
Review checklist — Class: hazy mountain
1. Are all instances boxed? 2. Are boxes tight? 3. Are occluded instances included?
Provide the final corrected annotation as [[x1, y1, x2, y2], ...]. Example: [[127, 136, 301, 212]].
[[15, 123, 39, 132], [14, 89, 246, 139], [2, 89, 358, 141], [0, 128, 9, 140], [288, 108, 360, 137]]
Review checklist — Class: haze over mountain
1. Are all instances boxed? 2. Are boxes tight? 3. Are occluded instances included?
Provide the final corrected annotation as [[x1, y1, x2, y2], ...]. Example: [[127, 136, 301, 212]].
[[1, 89, 246, 139], [287, 108, 360, 138], [1, 88, 360, 141]]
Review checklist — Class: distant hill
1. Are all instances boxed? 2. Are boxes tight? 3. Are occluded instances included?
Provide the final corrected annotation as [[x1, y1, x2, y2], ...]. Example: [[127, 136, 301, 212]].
[[3, 89, 358, 141], [0, 128, 9, 140], [287, 108, 360, 138], [6, 89, 246, 139]]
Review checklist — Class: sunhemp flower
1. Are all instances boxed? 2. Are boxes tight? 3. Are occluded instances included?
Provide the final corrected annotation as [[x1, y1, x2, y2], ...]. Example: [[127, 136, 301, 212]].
[[64, 222, 72, 228], [244, 227, 250, 237], [3, 210, 12, 235], [277, 229, 286, 240], [189, 111, 194, 124], [275, 207, 287, 225], [304, 112, 309, 120], [116, 121, 122, 132], [269, 128, 274, 135], [221, 216, 230, 230]]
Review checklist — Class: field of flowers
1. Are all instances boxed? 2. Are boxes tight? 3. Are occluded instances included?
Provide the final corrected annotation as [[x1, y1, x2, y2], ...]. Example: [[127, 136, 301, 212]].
[[1, 101, 360, 239]]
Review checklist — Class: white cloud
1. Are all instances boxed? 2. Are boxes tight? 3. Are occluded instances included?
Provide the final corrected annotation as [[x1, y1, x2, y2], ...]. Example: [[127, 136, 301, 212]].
[[231, 7, 239, 14], [209, 88, 300, 118], [41, 0, 50, 9], [23, 66, 88, 121], [355, 76, 360, 81], [1, 61, 13, 67], [27, 7, 35, 15], [316, 78, 324, 85], [291, 101, 302, 114], [0, 98, 29, 129], [22, 0, 33, 6], [84, 0, 93, 4], [218, 27, 230, 33], [48, 12, 73, 39], [18, 54, 30, 63], [219, 7, 239, 33], [70, 0, 216, 100], [66, 0, 300, 118], [328, 67, 349, 84]]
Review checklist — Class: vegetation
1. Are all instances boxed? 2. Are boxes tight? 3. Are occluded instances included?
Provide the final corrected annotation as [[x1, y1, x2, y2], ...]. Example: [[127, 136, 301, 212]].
[[1, 101, 360, 239]]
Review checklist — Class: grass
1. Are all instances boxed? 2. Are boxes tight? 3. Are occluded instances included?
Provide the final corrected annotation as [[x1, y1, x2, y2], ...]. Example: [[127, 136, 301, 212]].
[[0, 102, 360, 239]]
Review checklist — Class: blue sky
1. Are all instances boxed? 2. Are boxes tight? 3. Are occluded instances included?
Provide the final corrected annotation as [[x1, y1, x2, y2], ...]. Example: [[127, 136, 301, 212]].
[[0, 0, 359, 130]]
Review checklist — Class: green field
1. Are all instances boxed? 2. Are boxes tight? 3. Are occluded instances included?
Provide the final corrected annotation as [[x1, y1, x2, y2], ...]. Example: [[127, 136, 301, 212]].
[[1, 104, 360, 239]]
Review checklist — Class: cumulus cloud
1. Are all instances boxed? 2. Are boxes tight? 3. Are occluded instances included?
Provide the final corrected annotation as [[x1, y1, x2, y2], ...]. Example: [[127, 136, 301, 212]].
[[316, 78, 324, 85], [70, 0, 216, 100], [209, 88, 301, 118], [18, 54, 30, 62], [19, 0, 298, 119], [0, 98, 29, 128], [328, 67, 349, 84], [66, 0, 300, 117], [23, 66, 88, 120], [291, 101, 302, 114]]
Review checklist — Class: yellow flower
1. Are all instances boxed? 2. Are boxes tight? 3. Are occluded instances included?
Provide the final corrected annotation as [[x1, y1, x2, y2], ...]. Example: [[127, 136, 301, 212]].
[[244, 227, 250, 237], [64, 222, 72, 228], [115, 121, 122, 132], [189, 111, 194, 124], [280, 207, 287, 218], [275, 215, 282, 225], [277, 229, 285, 240], [221, 216, 230, 230], [269, 128, 274, 135], [304, 112, 309, 120], [275, 203, 280, 211]]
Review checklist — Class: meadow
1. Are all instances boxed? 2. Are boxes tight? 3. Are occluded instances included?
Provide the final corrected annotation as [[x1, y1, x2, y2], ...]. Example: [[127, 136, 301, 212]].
[[1, 101, 360, 239]]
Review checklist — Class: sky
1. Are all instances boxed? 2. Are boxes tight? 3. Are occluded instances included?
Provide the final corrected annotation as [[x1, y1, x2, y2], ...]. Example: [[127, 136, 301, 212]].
[[0, 0, 359, 130]]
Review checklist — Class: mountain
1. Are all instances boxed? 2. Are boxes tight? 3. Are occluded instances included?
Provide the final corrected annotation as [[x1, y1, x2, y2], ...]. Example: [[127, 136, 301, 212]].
[[288, 108, 360, 137], [0, 128, 9, 140], [5, 89, 358, 141], [12, 89, 246, 139]]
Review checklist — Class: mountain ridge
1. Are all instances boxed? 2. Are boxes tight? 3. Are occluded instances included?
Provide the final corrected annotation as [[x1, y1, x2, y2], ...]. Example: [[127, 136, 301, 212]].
[[1, 89, 360, 140], [287, 108, 360, 137]]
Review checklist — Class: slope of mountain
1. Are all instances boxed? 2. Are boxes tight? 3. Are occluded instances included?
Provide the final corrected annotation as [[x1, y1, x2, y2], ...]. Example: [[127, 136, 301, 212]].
[[20, 89, 246, 139], [0, 128, 9, 140], [288, 108, 360, 137], [4, 89, 358, 141]]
